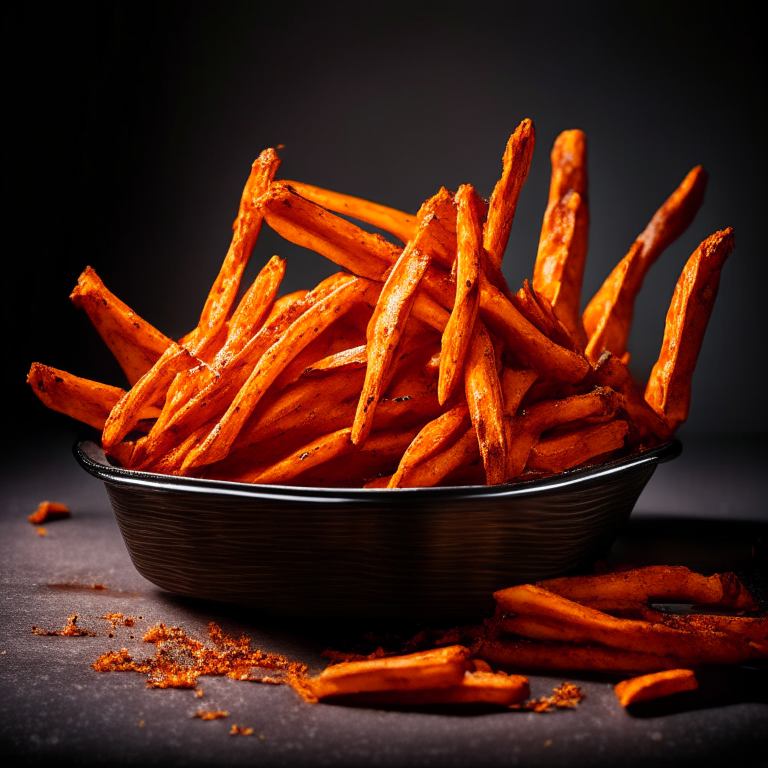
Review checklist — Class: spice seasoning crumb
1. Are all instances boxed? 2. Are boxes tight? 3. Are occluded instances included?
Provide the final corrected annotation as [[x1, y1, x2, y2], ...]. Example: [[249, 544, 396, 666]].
[[32, 615, 96, 637], [230, 725, 254, 736], [194, 710, 228, 720], [36, 527, 47, 536], [513, 682, 586, 712]]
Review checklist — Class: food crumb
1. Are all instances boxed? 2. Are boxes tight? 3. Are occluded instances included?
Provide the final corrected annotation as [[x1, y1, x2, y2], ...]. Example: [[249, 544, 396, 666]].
[[29, 501, 70, 525], [101, 612, 135, 629], [196, 689, 204, 698], [230, 725, 254, 736], [513, 682, 585, 713], [92, 584, 106, 590], [32, 615, 96, 637], [544, 740, 553, 747], [138, 720, 145, 728], [36, 526, 48, 536], [194, 710, 228, 720]]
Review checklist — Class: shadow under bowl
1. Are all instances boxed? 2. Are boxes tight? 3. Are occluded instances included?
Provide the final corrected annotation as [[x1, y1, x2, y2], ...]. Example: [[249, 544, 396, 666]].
[[75, 439, 681, 620]]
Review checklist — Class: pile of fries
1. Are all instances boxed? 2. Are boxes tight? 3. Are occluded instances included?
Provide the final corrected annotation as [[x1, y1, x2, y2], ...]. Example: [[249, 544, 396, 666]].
[[295, 565, 765, 709], [28, 120, 734, 487]]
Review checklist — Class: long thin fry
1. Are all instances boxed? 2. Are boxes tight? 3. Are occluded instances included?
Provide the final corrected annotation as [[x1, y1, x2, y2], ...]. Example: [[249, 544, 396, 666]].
[[186, 149, 280, 357], [352, 216, 434, 444], [281, 181, 417, 244], [27, 364, 160, 431], [70, 267, 172, 385], [464, 320, 507, 484], [213, 255, 286, 369], [438, 185, 484, 405], [537, 564, 758, 611], [614, 669, 697, 707], [583, 166, 708, 359], [389, 402, 472, 488], [181, 278, 379, 470], [484, 118, 535, 271], [645, 228, 734, 431]]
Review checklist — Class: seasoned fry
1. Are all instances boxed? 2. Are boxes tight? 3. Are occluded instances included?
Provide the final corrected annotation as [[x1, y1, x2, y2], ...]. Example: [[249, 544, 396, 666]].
[[301, 345, 367, 377], [493, 584, 760, 663], [70, 267, 172, 385], [537, 565, 759, 611], [416, 187, 457, 269], [546, 129, 588, 206], [614, 669, 697, 707], [281, 181, 417, 244], [243, 428, 355, 485], [185, 149, 280, 357], [645, 228, 735, 431], [305, 646, 471, 700], [464, 320, 507, 484], [398, 426, 480, 489], [213, 255, 286, 369], [484, 119, 535, 272], [476, 637, 683, 674], [27, 363, 160, 431], [389, 402, 472, 488], [102, 343, 197, 450], [583, 166, 708, 352], [438, 185, 484, 405], [352, 216, 435, 444], [525, 419, 629, 473], [181, 277, 380, 470]]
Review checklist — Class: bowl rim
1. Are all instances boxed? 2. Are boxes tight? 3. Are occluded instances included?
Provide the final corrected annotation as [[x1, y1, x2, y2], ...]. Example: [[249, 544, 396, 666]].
[[74, 438, 682, 504]]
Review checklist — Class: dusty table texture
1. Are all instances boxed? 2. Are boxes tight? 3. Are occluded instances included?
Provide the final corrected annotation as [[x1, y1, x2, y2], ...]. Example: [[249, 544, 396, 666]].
[[1, 431, 766, 768]]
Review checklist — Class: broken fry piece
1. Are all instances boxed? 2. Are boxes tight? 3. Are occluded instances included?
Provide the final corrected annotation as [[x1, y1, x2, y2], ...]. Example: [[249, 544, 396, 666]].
[[28, 501, 70, 525], [614, 669, 698, 707]]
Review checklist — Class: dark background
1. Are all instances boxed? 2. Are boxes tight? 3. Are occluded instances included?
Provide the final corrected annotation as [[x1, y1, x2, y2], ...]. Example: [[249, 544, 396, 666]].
[[5, 0, 767, 446]]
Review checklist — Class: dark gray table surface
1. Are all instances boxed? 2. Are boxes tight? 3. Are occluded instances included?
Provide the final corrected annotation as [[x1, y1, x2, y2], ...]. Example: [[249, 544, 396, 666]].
[[2, 431, 766, 767]]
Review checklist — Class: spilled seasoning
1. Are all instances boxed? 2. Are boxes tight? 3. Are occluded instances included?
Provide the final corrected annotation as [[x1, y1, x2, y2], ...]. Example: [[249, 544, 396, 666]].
[[515, 682, 586, 712], [194, 710, 228, 720], [32, 614, 96, 637], [93, 621, 308, 690], [230, 725, 254, 736]]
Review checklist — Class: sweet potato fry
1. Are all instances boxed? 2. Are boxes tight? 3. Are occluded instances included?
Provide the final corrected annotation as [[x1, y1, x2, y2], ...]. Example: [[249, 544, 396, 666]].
[[465, 320, 507, 484], [352, 216, 434, 444], [416, 187, 457, 269], [479, 273, 590, 384], [645, 228, 735, 431], [70, 267, 172, 385], [583, 165, 708, 352], [260, 182, 395, 280], [493, 584, 760, 663], [213, 255, 286, 369], [533, 190, 589, 348], [181, 277, 380, 470], [484, 119, 535, 272], [28, 501, 71, 525], [546, 129, 588, 206], [305, 646, 471, 700], [614, 669, 697, 707], [102, 343, 198, 449], [476, 637, 683, 674], [398, 426, 480, 489], [300, 345, 367, 377], [186, 149, 280, 357], [243, 428, 355, 485], [281, 181, 417, 244], [525, 419, 629, 473], [329, 670, 530, 707], [389, 402, 472, 488], [500, 368, 538, 417], [438, 185, 484, 405], [264, 290, 309, 325], [537, 565, 759, 611], [27, 363, 159, 431]]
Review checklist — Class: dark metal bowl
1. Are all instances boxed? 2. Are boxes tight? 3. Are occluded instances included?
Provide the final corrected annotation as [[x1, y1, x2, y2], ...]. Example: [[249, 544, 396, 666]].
[[75, 439, 681, 620]]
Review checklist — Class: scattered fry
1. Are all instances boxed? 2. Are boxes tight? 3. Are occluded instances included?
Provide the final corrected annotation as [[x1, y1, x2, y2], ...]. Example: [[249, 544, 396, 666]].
[[614, 669, 698, 707], [28, 501, 70, 525]]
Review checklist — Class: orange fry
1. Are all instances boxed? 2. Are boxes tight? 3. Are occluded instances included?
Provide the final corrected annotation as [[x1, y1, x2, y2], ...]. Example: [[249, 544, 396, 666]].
[[301, 345, 367, 377], [416, 187, 457, 269], [182, 277, 379, 470], [281, 181, 417, 244], [438, 184, 484, 405], [583, 166, 708, 360], [304, 646, 471, 700], [26, 363, 159, 431], [186, 149, 280, 357], [464, 320, 507, 484], [213, 254, 286, 369], [525, 419, 629, 473], [352, 216, 434, 444], [260, 182, 394, 281], [389, 402, 472, 488], [398, 426, 480, 488], [243, 428, 355, 485], [645, 228, 735, 431], [70, 267, 172, 385], [102, 343, 198, 450], [537, 564, 758, 611], [614, 669, 697, 707], [484, 118, 535, 271], [546, 129, 588, 206]]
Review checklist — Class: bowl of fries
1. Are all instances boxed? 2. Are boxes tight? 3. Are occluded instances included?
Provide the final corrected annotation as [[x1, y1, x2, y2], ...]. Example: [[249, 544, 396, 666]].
[[31, 119, 732, 617], [75, 437, 680, 619]]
